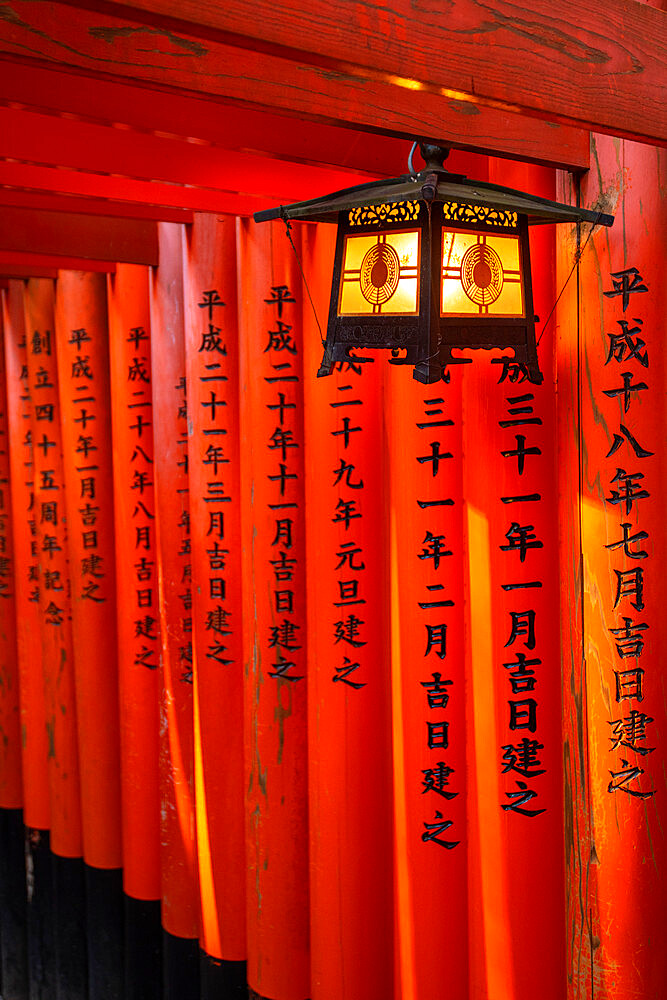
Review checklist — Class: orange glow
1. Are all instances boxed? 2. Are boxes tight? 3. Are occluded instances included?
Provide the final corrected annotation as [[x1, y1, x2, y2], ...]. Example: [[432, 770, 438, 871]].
[[193, 669, 221, 957], [441, 230, 524, 317], [339, 229, 420, 315], [390, 508, 418, 1000]]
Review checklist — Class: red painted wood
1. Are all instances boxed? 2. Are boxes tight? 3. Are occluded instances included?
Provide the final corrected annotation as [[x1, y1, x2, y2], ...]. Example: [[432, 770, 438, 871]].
[[562, 134, 667, 1000], [2, 280, 50, 829], [386, 355, 468, 1000], [0, 189, 194, 225], [555, 167, 594, 1000], [54, 270, 122, 869], [24, 277, 82, 858], [0, 58, 412, 177], [0, 296, 23, 809], [238, 219, 309, 1000], [0, 3, 590, 170], [462, 161, 565, 1000], [56, 0, 664, 145], [0, 267, 58, 280], [301, 223, 394, 1000], [0, 206, 158, 265], [107, 263, 161, 902], [0, 162, 275, 218], [182, 214, 245, 961], [0, 251, 115, 274], [0, 106, 374, 206], [149, 222, 198, 940]]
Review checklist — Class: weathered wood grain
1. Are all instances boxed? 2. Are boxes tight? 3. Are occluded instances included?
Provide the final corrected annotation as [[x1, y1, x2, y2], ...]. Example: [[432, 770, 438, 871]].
[[0, 207, 157, 263], [56, 0, 666, 145], [0, 1, 590, 169]]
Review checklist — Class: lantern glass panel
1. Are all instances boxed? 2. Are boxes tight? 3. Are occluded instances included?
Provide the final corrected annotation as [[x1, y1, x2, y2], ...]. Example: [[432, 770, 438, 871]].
[[440, 229, 524, 317], [338, 229, 421, 316]]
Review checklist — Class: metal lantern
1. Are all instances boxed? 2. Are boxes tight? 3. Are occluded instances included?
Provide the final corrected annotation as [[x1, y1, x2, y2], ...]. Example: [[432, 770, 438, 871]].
[[254, 144, 613, 384]]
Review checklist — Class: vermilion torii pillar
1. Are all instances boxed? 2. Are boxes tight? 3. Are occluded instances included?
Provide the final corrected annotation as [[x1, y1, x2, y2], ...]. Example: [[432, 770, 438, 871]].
[[55, 270, 123, 1000], [107, 263, 162, 1000], [301, 222, 394, 1000], [24, 276, 86, 999], [0, 289, 28, 999], [238, 218, 310, 1000], [150, 222, 199, 999], [182, 213, 246, 995], [3, 279, 53, 999]]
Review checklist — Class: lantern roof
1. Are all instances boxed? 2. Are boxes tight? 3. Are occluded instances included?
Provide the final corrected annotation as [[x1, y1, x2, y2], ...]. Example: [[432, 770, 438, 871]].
[[254, 165, 614, 229]]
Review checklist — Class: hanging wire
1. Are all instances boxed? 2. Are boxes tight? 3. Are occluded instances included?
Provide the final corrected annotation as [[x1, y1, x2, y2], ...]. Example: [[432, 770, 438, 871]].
[[408, 140, 419, 178], [536, 211, 603, 346], [280, 207, 328, 352]]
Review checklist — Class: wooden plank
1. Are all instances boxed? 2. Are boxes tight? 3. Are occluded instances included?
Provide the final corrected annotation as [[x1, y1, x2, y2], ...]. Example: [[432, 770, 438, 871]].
[[58, 0, 665, 145], [0, 251, 115, 273], [0, 207, 157, 264], [0, 188, 194, 224], [0, 59, 412, 177], [0, 265, 58, 279], [0, 3, 590, 170], [0, 105, 375, 204], [0, 162, 275, 216]]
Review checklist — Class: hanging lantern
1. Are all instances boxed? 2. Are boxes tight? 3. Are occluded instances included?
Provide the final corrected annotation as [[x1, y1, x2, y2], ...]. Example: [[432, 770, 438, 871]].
[[254, 144, 613, 384]]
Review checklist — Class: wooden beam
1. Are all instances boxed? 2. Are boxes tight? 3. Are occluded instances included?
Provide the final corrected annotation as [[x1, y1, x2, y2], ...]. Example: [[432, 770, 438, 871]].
[[0, 188, 194, 223], [0, 251, 115, 272], [0, 265, 58, 279], [0, 60, 411, 177], [0, 162, 276, 216], [0, 3, 590, 170], [56, 0, 665, 145], [0, 208, 157, 264], [0, 106, 376, 202]]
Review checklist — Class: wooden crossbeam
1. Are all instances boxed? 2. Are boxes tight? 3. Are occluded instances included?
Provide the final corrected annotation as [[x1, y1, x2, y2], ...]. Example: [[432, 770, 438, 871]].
[[0, 189, 194, 224], [58, 0, 665, 145], [0, 208, 157, 264], [0, 265, 59, 278], [0, 1, 591, 169], [0, 162, 275, 216], [0, 106, 376, 202], [0, 251, 116, 272]]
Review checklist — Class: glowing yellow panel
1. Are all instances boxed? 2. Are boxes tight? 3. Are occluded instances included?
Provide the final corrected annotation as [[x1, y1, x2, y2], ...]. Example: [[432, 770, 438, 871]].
[[441, 230, 524, 317], [338, 229, 420, 316]]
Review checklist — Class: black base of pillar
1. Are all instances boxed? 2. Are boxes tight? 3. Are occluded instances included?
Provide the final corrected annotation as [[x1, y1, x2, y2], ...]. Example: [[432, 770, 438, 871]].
[[163, 929, 199, 1000], [25, 828, 55, 1000], [0, 809, 28, 999], [200, 951, 246, 1000], [52, 853, 87, 1000], [85, 865, 123, 1000], [124, 895, 162, 1000]]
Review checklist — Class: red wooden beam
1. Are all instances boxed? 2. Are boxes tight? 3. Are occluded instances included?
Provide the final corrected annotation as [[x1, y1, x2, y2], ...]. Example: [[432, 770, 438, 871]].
[[57, 0, 665, 145], [0, 59, 411, 177], [0, 106, 376, 202], [0, 3, 591, 169], [0, 162, 274, 216], [0, 207, 157, 264], [0, 188, 194, 224], [0, 251, 116, 273], [0, 265, 58, 279]]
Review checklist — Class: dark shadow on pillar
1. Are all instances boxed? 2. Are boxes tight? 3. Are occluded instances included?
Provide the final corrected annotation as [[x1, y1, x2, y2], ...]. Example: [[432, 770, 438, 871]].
[[162, 930, 199, 1000], [124, 895, 162, 1000], [0, 810, 28, 999], [52, 853, 87, 1000], [25, 829, 55, 1000], [85, 865, 123, 1000], [199, 950, 246, 1000]]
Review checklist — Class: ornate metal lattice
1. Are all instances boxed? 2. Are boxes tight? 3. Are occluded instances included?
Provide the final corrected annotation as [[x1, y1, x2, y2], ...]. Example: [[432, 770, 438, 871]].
[[348, 201, 421, 226], [441, 202, 518, 228]]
